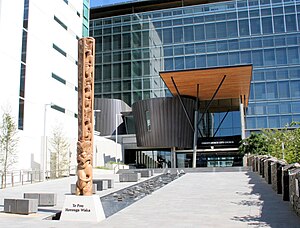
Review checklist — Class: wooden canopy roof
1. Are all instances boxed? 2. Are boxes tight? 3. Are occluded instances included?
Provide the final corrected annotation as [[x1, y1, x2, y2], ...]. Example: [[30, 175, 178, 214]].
[[160, 65, 253, 110]]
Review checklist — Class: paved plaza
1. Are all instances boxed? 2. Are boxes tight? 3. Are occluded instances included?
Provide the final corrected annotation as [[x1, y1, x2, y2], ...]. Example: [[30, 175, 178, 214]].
[[1, 168, 300, 228]]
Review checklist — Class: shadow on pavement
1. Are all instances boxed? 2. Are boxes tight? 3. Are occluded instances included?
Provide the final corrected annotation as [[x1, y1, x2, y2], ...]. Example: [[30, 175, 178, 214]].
[[231, 171, 300, 228]]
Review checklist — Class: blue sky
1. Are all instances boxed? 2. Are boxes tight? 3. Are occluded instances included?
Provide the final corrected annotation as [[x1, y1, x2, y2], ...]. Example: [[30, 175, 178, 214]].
[[90, 0, 132, 7]]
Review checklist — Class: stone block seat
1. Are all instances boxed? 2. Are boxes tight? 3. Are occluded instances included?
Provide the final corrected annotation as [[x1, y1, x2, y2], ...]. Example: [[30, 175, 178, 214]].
[[119, 173, 141, 182], [24, 192, 57, 206], [93, 179, 108, 191], [4, 198, 38, 214]]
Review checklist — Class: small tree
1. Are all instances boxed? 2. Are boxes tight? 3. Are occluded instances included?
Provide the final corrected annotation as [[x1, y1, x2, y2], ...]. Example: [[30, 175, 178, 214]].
[[49, 125, 70, 178], [239, 132, 269, 155], [0, 110, 18, 188]]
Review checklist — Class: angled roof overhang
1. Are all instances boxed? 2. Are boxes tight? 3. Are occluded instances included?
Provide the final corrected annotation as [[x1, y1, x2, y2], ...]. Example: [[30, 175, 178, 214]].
[[159, 65, 253, 112]]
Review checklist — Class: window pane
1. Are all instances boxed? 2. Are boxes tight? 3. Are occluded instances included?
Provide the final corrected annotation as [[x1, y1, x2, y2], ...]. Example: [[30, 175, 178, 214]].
[[216, 22, 227, 38], [239, 19, 249, 36], [205, 23, 216, 39], [250, 18, 260, 35], [262, 17, 273, 34], [285, 14, 297, 32], [291, 80, 300, 98], [185, 56, 195, 69], [278, 81, 290, 98], [227, 21, 238, 37], [184, 26, 194, 42], [195, 24, 205, 41], [255, 83, 266, 99], [266, 82, 278, 99], [252, 50, 263, 66], [264, 49, 275, 65], [276, 48, 287, 65], [273, 16, 284, 33], [287, 47, 299, 64], [174, 27, 183, 43], [269, 116, 280, 128], [163, 28, 173, 44]]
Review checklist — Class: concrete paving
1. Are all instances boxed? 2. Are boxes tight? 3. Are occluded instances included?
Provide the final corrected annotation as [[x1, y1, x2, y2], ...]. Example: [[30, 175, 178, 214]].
[[1, 168, 300, 228]]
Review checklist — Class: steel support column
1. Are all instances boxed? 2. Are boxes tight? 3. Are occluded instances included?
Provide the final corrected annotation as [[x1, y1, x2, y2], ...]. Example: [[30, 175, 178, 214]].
[[171, 77, 194, 131], [192, 84, 199, 168], [240, 95, 246, 139], [213, 110, 230, 137], [198, 75, 227, 125]]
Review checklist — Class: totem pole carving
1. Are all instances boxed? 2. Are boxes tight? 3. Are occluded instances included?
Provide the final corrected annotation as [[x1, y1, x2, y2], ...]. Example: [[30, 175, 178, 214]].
[[76, 37, 95, 196]]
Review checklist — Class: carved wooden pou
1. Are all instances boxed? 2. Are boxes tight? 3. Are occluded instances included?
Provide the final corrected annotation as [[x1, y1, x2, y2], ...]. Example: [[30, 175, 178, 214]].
[[76, 37, 95, 196]]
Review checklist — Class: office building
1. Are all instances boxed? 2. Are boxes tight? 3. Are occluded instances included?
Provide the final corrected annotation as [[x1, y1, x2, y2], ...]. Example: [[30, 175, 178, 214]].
[[90, 0, 300, 168], [0, 0, 89, 172]]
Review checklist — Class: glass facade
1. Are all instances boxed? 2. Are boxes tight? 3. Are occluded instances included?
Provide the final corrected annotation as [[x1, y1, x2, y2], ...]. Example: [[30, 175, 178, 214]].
[[90, 0, 300, 134]]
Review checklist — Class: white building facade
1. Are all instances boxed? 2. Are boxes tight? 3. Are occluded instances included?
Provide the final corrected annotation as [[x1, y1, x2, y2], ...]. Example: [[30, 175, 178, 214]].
[[0, 0, 90, 173]]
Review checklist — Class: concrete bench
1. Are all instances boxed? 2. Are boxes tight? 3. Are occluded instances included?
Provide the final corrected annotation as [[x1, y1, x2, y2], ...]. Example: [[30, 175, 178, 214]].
[[4, 198, 38, 214], [133, 170, 152, 178], [119, 173, 141, 182], [93, 179, 108, 191], [24, 193, 57, 206], [101, 179, 114, 188], [70, 184, 97, 194]]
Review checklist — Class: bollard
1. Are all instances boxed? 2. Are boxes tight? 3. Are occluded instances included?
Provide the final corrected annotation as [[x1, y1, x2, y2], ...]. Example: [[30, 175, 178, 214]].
[[11, 174, 14, 187], [30, 173, 33, 184]]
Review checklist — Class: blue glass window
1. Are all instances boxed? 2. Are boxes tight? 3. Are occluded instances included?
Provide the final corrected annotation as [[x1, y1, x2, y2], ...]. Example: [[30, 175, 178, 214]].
[[291, 101, 300, 113], [185, 44, 195, 54], [163, 28, 173, 44], [267, 103, 279, 114], [241, 51, 251, 64], [250, 18, 261, 35], [227, 21, 238, 37], [184, 26, 194, 42], [264, 49, 275, 65], [278, 81, 290, 98], [205, 23, 216, 39], [185, 56, 195, 69], [285, 14, 297, 31], [194, 24, 205, 41], [276, 48, 287, 65], [229, 52, 240, 65], [196, 55, 206, 67], [174, 45, 184, 55], [280, 103, 291, 113], [269, 116, 280, 128], [207, 54, 217, 66], [239, 19, 250, 36], [252, 50, 263, 66], [254, 83, 266, 99], [266, 82, 278, 99], [290, 80, 300, 98], [262, 17, 273, 34], [281, 116, 292, 126], [175, 57, 184, 70], [216, 22, 227, 38], [287, 47, 299, 64], [257, 117, 267, 128], [174, 27, 183, 43], [274, 16, 284, 33], [265, 70, 276, 80], [218, 53, 229, 66]]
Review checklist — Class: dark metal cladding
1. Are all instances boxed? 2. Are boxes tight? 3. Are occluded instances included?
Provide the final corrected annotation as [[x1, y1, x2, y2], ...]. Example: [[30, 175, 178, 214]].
[[132, 97, 194, 148], [94, 98, 131, 136]]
